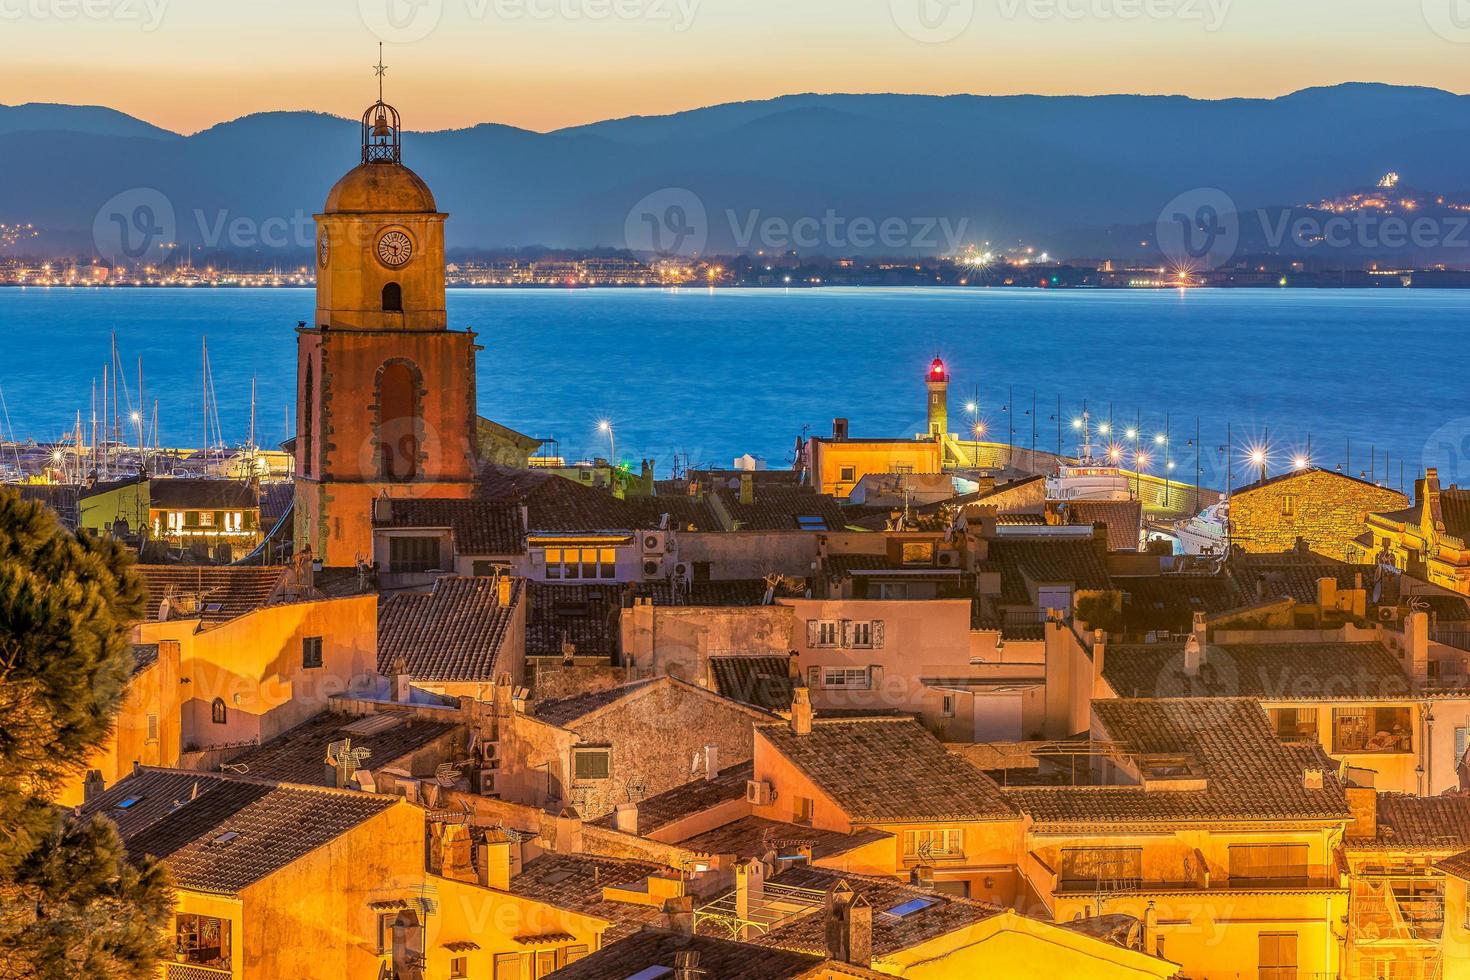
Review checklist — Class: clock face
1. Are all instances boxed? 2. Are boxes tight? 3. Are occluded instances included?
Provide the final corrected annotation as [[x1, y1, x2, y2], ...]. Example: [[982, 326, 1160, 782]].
[[377, 230, 414, 268], [317, 230, 330, 268]]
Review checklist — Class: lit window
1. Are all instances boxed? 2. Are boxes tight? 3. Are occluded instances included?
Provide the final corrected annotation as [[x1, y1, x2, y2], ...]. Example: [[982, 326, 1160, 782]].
[[903, 828, 962, 859], [450, 956, 468, 978], [839, 466, 856, 483], [902, 542, 936, 565]]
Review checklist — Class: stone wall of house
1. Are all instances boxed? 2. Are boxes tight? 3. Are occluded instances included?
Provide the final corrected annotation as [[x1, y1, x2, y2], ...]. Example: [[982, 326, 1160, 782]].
[[1231, 471, 1407, 559], [564, 686, 765, 820]]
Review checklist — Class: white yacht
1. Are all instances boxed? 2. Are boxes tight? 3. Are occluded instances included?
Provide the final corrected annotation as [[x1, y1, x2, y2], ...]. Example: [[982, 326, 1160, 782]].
[[1045, 411, 1133, 502], [1175, 500, 1230, 555]]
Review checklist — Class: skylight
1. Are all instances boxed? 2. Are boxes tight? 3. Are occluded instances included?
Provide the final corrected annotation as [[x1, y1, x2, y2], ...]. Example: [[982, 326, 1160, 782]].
[[115, 796, 143, 810], [795, 515, 826, 530], [211, 831, 240, 845], [884, 897, 939, 918], [625, 967, 673, 980]]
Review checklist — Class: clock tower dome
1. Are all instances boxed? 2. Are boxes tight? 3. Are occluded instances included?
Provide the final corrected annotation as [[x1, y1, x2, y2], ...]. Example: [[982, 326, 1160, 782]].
[[295, 67, 478, 565]]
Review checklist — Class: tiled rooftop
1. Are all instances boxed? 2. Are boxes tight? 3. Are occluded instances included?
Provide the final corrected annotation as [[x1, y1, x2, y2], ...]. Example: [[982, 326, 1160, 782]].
[[711, 483, 851, 532], [223, 711, 462, 785], [709, 655, 798, 711], [677, 815, 892, 861], [135, 564, 289, 624], [977, 536, 1112, 604], [478, 463, 720, 533], [1065, 500, 1144, 551], [639, 579, 788, 607], [545, 929, 834, 980], [526, 582, 623, 659], [507, 853, 671, 940], [1007, 699, 1350, 827], [589, 761, 754, 835], [530, 678, 660, 728], [148, 477, 258, 510], [378, 576, 522, 682], [1364, 793, 1470, 851], [746, 865, 1003, 957], [757, 717, 1017, 823], [131, 642, 160, 675], [374, 497, 526, 554], [1101, 640, 1413, 701], [1440, 848, 1470, 881], [80, 768, 397, 895]]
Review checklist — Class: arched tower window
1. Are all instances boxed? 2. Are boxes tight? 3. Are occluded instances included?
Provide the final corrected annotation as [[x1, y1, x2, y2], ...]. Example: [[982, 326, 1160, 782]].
[[376, 360, 421, 482], [302, 359, 314, 477], [382, 282, 402, 313], [211, 698, 227, 725]]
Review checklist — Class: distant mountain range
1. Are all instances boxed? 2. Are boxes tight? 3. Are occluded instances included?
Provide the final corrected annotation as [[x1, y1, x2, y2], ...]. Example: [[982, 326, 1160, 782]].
[[6, 83, 1470, 260]]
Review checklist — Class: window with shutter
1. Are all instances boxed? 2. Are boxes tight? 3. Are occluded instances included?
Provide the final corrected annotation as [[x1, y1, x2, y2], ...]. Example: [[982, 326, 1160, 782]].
[[807, 666, 820, 689], [872, 621, 885, 648], [841, 620, 855, 647], [807, 620, 820, 646]]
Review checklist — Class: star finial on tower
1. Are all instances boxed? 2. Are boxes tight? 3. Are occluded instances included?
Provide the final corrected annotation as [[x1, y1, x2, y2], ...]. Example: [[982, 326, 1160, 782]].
[[374, 42, 388, 104]]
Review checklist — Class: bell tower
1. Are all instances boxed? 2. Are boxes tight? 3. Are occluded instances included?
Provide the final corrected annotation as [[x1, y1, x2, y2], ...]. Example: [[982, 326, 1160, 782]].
[[295, 53, 478, 565]]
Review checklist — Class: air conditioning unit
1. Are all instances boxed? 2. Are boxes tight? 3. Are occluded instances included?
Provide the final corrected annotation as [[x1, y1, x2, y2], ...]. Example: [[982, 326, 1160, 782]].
[[642, 532, 668, 558], [1378, 607, 1401, 623], [673, 562, 693, 583], [938, 552, 957, 567], [643, 558, 664, 579], [745, 779, 775, 806]]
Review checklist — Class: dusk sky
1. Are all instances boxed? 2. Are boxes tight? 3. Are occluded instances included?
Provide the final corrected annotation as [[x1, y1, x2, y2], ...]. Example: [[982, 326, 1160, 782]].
[[4, 0, 1470, 133]]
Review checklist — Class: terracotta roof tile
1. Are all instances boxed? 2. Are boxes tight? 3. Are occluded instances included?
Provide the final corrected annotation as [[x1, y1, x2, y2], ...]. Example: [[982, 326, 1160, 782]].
[[374, 497, 526, 555], [531, 678, 661, 728], [80, 768, 397, 895], [526, 582, 624, 659], [1008, 699, 1351, 826], [507, 853, 670, 941], [1066, 500, 1144, 551], [712, 484, 850, 532], [135, 565, 289, 624], [709, 656, 797, 711], [977, 537, 1112, 604], [1102, 640, 1414, 701], [1439, 848, 1470, 881], [147, 477, 257, 510], [1366, 793, 1470, 851], [378, 576, 522, 682], [546, 929, 834, 980], [224, 711, 462, 785], [589, 761, 754, 835], [745, 865, 1003, 957], [478, 463, 720, 532], [757, 717, 1017, 823], [677, 816, 891, 862]]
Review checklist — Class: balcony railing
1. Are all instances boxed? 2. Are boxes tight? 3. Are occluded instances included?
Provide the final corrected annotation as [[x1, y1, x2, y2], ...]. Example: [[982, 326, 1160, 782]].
[[166, 964, 233, 980], [1055, 865, 1338, 895]]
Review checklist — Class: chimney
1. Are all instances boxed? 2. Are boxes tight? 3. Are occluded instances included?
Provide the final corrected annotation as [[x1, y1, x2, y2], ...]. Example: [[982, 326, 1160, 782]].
[[498, 574, 514, 606], [739, 472, 755, 506], [1344, 786, 1378, 841], [1256, 575, 1269, 602], [735, 859, 767, 937], [477, 830, 516, 890], [551, 807, 583, 853], [791, 686, 813, 736], [391, 655, 412, 703], [1406, 610, 1430, 683], [613, 802, 639, 835], [909, 865, 935, 891], [1143, 902, 1158, 957], [787, 650, 802, 681], [663, 896, 695, 937], [1091, 629, 1107, 698], [1182, 634, 1203, 677], [1302, 768, 1325, 790], [824, 882, 873, 968], [437, 824, 476, 883], [1191, 611, 1207, 652], [1317, 576, 1337, 612], [832, 418, 849, 441], [703, 744, 720, 781], [82, 770, 105, 804]]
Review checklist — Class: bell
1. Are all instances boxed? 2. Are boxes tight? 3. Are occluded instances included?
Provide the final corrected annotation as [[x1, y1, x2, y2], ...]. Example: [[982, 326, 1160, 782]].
[[372, 111, 391, 139]]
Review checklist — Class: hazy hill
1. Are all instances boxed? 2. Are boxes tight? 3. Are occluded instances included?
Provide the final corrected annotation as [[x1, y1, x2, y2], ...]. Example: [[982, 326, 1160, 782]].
[[5, 84, 1470, 258]]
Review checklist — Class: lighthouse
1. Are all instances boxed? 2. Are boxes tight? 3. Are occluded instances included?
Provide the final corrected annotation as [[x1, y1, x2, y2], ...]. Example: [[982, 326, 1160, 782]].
[[926, 357, 949, 438]]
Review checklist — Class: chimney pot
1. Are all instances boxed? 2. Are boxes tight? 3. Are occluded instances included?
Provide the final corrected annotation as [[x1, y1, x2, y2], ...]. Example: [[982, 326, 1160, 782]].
[[703, 744, 720, 781], [613, 803, 639, 835], [791, 686, 813, 736]]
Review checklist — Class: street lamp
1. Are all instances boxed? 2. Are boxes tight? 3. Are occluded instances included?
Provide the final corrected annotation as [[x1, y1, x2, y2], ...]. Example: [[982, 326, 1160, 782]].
[[598, 419, 616, 469]]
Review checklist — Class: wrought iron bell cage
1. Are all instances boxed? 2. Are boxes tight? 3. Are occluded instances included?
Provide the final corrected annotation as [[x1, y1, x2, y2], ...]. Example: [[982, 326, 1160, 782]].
[[362, 101, 402, 164]]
